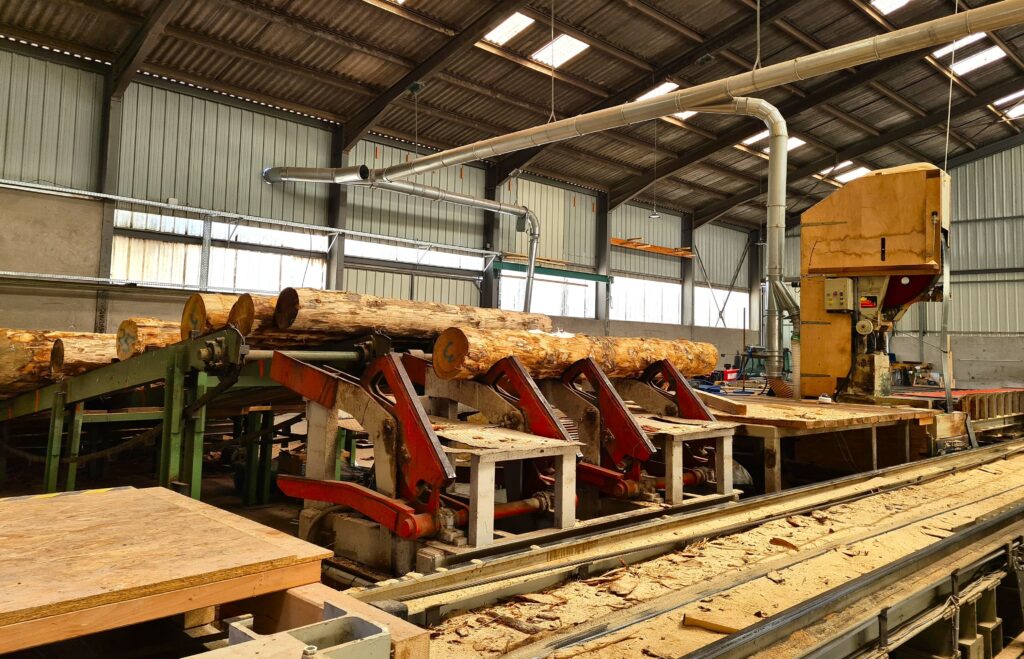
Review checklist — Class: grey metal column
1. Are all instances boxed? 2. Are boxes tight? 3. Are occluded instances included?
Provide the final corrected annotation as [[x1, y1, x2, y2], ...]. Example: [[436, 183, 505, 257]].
[[747, 228, 763, 340], [326, 126, 348, 290], [480, 165, 500, 308], [681, 212, 695, 327], [596, 192, 610, 320], [94, 89, 123, 333]]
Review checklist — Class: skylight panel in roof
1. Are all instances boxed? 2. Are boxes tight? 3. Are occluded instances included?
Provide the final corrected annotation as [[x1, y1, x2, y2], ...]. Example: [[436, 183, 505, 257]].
[[996, 89, 1024, 106], [836, 166, 872, 183], [674, 111, 696, 120], [819, 161, 853, 176], [761, 137, 806, 153], [635, 82, 679, 102], [742, 130, 770, 145], [932, 33, 985, 58], [869, 0, 911, 15], [484, 12, 534, 46], [530, 34, 589, 68], [1008, 103, 1024, 119], [950, 45, 1006, 76]]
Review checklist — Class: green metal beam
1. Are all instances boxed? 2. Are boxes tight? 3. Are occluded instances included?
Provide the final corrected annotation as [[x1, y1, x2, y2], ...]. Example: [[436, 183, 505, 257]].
[[492, 261, 612, 283]]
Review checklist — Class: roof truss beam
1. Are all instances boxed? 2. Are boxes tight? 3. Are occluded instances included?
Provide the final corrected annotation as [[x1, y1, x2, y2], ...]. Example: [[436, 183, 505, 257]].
[[341, 0, 529, 150], [108, 0, 185, 98], [691, 76, 1024, 228]]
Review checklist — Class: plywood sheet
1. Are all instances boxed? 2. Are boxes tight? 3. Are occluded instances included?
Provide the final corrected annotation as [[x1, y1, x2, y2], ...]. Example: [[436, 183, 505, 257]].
[[0, 487, 330, 629]]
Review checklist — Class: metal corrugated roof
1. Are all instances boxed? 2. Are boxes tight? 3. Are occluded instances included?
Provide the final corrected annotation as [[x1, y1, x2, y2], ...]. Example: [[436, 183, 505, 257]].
[[1, 0, 1021, 227]]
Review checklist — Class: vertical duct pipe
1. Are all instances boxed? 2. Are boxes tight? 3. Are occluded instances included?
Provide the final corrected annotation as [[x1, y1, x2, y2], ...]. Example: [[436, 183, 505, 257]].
[[692, 98, 788, 379]]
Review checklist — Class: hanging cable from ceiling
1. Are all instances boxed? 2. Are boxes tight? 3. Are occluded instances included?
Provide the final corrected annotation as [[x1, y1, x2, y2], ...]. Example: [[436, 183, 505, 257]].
[[650, 119, 661, 219], [547, 0, 556, 123], [942, 0, 960, 171], [753, 0, 762, 70]]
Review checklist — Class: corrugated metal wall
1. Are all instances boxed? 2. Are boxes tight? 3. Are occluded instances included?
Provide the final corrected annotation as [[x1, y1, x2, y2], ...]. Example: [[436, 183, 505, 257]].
[[693, 223, 751, 289], [348, 140, 485, 248], [118, 83, 331, 224], [497, 177, 597, 269], [934, 144, 1024, 335], [0, 49, 103, 190], [609, 204, 681, 279]]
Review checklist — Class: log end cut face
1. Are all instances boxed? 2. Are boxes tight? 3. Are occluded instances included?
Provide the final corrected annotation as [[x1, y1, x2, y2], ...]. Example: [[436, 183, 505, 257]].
[[433, 327, 473, 380]]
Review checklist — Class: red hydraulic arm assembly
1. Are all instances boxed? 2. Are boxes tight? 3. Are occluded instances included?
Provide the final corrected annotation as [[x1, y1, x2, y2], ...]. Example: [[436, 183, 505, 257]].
[[271, 351, 455, 539], [624, 359, 717, 422], [542, 358, 656, 496]]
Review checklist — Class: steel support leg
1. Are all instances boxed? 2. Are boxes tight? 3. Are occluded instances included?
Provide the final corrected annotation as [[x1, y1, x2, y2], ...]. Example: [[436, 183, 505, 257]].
[[469, 455, 496, 546], [554, 452, 576, 530], [159, 363, 185, 486], [182, 372, 208, 499], [258, 411, 273, 504], [244, 412, 261, 506], [44, 392, 66, 493], [64, 402, 85, 491], [716, 435, 734, 495]]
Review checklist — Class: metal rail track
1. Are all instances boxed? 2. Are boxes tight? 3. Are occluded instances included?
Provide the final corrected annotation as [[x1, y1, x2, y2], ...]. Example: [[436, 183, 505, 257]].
[[356, 440, 1024, 616], [505, 477, 1024, 657]]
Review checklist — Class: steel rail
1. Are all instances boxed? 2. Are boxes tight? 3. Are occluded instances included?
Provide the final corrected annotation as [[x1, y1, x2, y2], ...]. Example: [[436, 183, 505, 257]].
[[689, 500, 1024, 657], [508, 479, 1024, 657], [355, 439, 1024, 609]]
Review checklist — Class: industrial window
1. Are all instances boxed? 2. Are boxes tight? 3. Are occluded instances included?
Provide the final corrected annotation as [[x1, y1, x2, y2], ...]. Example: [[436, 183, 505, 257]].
[[609, 276, 682, 325], [344, 238, 486, 271], [694, 286, 751, 330], [110, 210, 327, 292], [499, 271, 596, 318]]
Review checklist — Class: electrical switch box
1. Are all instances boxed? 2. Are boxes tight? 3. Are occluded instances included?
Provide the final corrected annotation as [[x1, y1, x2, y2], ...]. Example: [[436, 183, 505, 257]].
[[824, 277, 854, 312]]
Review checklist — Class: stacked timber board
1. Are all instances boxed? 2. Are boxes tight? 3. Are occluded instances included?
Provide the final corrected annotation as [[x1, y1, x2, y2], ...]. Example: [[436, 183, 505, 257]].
[[0, 486, 330, 653]]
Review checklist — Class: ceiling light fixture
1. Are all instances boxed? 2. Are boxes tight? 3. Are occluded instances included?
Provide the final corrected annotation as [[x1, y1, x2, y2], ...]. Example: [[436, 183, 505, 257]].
[[530, 34, 588, 68]]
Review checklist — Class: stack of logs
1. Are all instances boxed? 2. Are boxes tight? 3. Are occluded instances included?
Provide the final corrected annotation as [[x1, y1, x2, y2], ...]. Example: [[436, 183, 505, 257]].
[[0, 287, 719, 397]]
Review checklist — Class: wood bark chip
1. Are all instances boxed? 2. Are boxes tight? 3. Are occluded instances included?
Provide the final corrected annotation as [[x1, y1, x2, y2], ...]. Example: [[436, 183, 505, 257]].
[[50, 335, 117, 379], [116, 318, 181, 361], [179, 293, 242, 340], [433, 327, 719, 380], [272, 288, 552, 343]]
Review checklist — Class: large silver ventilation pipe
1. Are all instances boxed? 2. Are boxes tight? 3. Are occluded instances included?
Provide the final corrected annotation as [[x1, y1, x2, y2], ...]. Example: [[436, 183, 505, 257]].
[[693, 98, 788, 379], [262, 0, 1024, 186], [363, 178, 541, 312]]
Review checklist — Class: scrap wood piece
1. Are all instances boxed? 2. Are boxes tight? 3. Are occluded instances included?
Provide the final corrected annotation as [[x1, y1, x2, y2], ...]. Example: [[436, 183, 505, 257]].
[[488, 612, 543, 636], [695, 391, 747, 415], [612, 237, 694, 258]]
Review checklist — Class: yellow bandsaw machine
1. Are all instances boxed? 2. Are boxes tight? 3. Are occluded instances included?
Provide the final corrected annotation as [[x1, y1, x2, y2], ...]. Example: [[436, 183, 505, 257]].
[[798, 164, 950, 399]]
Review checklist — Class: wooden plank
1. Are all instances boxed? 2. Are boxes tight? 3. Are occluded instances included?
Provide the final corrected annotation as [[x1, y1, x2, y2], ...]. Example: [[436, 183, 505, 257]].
[[0, 487, 330, 630], [708, 396, 936, 430], [0, 561, 323, 654], [611, 237, 694, 258], [695, 391, 748, 415]]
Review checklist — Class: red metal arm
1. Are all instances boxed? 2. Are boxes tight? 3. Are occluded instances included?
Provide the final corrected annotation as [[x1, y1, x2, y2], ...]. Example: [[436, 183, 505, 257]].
[[481, 356, 572, 441], [561, 358, 655, 478], [277, 475, 437, 539], [640, 360, 717, 422]]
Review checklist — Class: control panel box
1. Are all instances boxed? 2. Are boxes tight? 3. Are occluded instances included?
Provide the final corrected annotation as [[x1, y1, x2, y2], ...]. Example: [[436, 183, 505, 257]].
[[824, 277, 854, 311]]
